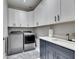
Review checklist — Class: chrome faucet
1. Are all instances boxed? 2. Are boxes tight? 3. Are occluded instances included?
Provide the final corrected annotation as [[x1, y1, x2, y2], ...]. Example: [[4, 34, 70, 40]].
[[66, 33, 72, 41]]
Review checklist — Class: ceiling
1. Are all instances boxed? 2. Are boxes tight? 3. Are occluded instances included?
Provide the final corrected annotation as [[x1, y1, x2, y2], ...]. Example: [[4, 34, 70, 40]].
[[8, 0, 42, 11]]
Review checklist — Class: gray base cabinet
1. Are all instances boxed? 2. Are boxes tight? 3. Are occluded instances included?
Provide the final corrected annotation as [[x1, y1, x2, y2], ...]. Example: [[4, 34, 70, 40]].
[[40, 39, 75, 59], [40, 39, 46, 59]]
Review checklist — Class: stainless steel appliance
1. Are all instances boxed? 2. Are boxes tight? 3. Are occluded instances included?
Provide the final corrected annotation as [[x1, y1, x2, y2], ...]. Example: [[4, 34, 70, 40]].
[[23, 32, 36, 51], [7, 31, 36, 55], [7, 31, 23, 55]]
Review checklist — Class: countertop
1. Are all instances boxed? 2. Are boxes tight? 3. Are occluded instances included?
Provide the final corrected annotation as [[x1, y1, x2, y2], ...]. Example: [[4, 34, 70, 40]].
[[39, 36, 75, 51]]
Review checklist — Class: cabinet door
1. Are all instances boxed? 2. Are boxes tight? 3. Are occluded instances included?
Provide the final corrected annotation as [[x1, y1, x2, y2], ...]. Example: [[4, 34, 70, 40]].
[[15, 9, 21, 27], [34, 3, 41, 27], [15, 10, 34, 27], [45, 41, 75, 59], [55, 49, 74, 59], [8, 8, 34, 27], [60, 0, 75, 22], [41, 0, 60, 24], [34, 0, 60, 26], [46, 43, 55, 59], [51, 43, 75, 59], [8, 8, 16, 27], [55, 51, 68, 59], [26, 11, 34, 27], [40, 40, 46, 59], [18, 10, 28, 27]]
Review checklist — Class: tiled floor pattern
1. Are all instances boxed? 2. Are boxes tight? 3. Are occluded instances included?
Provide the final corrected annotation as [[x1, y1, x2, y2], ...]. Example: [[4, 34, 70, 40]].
[[4, 39, 40, 59], [7, 49, 40, 59]]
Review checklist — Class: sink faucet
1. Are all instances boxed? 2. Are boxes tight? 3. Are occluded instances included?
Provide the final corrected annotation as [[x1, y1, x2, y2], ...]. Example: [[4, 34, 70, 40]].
[[66, 33, 72, 41]]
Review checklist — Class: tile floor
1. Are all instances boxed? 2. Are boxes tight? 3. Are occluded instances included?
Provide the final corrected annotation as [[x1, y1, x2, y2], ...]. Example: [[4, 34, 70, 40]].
[[4, 47, 40, 59], [3, 39, 40, 59]]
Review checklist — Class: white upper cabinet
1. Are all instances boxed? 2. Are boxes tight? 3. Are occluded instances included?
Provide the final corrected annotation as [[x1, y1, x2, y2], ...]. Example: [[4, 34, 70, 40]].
[[26, 11, 34, 27], [15, 10, 28, 27], [8, 8, 34, 27], [8, 8, 16, 27], [34, 0, 75, 26], [60, 0, 75, 22], [8, 0, 75, 27], [14, 9, 21, 27], [34, 0, 60, 26]]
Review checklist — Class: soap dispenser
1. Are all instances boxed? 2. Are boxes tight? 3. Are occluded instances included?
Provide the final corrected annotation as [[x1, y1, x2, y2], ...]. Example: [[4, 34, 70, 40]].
[[49, 27, 53, 37]]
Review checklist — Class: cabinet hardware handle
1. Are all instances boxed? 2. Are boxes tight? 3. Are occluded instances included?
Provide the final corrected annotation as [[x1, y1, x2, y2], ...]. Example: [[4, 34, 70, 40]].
[[20, 24, 21, 26], [55, 16, 56, 22], [27, 24, 29, 26], [57, 15, 60, 21], [36, 22, 39, 25], [13, 24, 16, 26]]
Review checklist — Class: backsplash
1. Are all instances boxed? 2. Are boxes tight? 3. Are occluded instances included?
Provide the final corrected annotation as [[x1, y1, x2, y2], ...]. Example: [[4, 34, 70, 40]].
[[34, 25, 51, 37], [34, 22, 75, 40], [53, 22, 75, 39], [8, 22, 75, 40]]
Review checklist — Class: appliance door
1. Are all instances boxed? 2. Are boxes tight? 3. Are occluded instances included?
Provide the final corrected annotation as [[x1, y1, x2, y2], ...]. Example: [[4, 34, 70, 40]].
[[24, 35, 35, 44], [7, 33, 23, 55], [24, 43, 36, 51]]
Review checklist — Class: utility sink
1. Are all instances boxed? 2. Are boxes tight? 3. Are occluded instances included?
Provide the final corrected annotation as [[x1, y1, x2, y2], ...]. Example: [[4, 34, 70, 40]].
[[45, 37, 58, 41], [39, 37, 75, 50], [51, 38, 58, 41]]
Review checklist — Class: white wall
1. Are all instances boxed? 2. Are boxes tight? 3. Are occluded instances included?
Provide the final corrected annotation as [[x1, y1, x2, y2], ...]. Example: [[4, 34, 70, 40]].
[[34, 22, 75, 39], [3, 0, 8, 58], [3, 0, 8, 38]]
